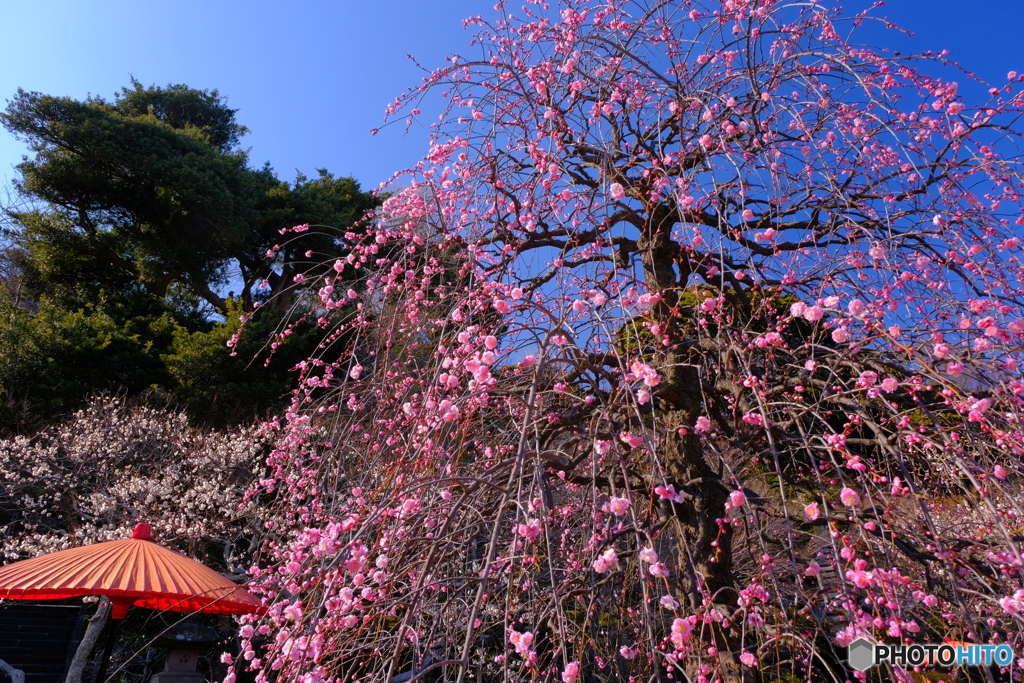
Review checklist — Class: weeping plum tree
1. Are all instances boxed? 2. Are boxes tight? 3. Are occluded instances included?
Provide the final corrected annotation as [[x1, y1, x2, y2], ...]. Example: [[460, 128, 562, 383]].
[[234, 1, 1024, 681]]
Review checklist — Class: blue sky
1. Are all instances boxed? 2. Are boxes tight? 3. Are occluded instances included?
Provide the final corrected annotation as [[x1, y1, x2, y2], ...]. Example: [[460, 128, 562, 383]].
[[1, 0, 1021, 195]]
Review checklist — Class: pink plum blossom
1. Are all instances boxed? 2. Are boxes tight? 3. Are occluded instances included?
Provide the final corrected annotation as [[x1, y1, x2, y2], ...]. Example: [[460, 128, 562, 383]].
[[831, 327, 850, 343], [839, 487, 861, 507], [607, 496, 630, 516], [649, 562, 669, 577], [508, 630, 534, 656], [847, 299, 867, 316], [670, 617, 693, 648], [212, 5, 1024, 682], [802, 305, 824, 322], [593, 547, 619, 573]]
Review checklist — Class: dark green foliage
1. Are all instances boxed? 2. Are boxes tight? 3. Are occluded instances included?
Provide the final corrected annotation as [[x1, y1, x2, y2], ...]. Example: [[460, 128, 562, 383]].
[[255, 169, 379, 311], [0, 299, 173, 432], [0, 295, 326, 432], [0, 81, 378, 431], [4, 86, 261, 311], [114, 79, 248, 152], [1, 81, 378, 316], [161, 301, 319, 427]]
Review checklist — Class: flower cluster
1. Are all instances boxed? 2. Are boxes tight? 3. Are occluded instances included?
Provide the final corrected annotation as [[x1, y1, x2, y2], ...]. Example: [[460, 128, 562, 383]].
[[222, 1, 1024, 682]]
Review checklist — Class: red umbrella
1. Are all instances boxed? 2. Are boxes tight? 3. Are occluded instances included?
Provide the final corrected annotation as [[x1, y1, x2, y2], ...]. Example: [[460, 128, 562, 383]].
[[0, 523, 264, 681]]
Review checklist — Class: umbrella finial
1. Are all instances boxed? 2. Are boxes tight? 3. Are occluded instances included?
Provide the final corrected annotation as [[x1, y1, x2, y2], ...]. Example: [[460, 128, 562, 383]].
[[131, 523, 152, 540]]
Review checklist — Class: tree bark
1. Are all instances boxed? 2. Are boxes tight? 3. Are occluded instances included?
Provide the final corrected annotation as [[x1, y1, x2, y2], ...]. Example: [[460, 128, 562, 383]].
[[638, 204, 754, 682], [65, 597, 111, 683]]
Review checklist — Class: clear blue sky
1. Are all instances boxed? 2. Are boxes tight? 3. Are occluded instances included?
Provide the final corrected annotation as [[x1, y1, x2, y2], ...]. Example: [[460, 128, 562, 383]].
[[1, 0, 1021, 195]]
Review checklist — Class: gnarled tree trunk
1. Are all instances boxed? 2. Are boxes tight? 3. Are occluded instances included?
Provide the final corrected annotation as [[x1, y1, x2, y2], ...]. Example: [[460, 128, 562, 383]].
[[642, 204, 752, 682]]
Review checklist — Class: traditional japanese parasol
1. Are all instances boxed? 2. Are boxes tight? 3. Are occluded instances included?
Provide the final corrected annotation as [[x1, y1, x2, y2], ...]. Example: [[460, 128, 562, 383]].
[[0, 523, 263, 681]]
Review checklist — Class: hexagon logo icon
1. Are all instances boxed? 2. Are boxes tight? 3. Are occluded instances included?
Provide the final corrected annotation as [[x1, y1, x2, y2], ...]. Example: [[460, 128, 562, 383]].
[[847, 638, 876, 672]]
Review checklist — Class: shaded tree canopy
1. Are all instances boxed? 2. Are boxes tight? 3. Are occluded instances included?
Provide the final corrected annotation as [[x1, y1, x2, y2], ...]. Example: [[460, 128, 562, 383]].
[[0, 81, 379, 431], [232, 2, 1024, 683], [2, 80, 378, 316]]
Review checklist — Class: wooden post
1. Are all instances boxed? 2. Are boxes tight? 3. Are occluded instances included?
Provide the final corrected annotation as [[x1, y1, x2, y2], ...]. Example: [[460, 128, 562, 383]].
[[65, 598, 111, 683]]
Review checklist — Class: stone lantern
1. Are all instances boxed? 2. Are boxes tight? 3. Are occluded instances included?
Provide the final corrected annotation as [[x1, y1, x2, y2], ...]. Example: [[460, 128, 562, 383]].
[[150, 620, 223, 683]]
